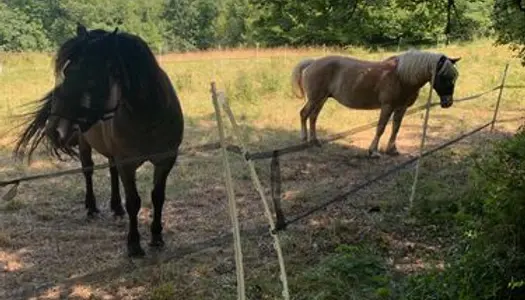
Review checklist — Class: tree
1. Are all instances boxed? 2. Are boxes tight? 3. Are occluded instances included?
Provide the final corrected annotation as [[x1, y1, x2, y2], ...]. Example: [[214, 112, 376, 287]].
[[492, 0, 525, 65], [0, 2, 51, 51], [215, 0, 256, 47]]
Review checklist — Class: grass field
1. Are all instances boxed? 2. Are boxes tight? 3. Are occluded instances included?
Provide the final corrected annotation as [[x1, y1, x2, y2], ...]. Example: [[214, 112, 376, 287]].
[[0, 39, 524, 299]]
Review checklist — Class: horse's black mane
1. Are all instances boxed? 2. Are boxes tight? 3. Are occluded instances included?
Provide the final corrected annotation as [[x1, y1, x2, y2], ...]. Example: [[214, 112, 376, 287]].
[[13, 26, 167, 162], [55, 28, 167, 111], [12, 85, 78, 161]]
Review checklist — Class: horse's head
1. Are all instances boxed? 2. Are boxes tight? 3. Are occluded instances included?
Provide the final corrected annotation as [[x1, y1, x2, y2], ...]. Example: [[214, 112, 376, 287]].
[[432, 55, 461, 108], [45, 23, 121, 147]]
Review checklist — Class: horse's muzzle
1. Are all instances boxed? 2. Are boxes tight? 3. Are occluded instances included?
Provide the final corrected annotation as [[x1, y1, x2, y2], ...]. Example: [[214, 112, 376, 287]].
[[45, 117, 75, 147], [440, 96, 453, 108]]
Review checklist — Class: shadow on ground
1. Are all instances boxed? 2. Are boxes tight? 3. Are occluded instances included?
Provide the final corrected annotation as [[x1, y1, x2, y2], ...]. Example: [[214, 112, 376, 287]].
[[0, 108, 521, 299]]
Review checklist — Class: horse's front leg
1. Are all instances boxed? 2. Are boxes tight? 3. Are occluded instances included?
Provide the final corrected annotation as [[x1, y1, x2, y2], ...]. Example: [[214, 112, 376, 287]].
[[108, 157, 125, 217], [149, 155, 177, 249], [79, 136, 99, 217], [368, 104, 394, 158], [117, 161, 145, 257], [385, 107, 408, 156]]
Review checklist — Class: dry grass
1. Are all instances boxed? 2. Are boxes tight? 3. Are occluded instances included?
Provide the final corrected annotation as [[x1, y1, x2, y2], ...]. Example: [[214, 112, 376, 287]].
[[0, 39, 524, 299]]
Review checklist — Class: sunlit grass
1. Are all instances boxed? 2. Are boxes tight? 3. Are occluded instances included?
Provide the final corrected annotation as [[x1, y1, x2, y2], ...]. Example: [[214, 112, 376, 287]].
[[0, 38, 523, 152]]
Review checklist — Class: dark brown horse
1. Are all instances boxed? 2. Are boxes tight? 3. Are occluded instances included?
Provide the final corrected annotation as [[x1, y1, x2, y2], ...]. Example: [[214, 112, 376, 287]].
[[291, 50, 461, 157], [13, 24, 184, 258]]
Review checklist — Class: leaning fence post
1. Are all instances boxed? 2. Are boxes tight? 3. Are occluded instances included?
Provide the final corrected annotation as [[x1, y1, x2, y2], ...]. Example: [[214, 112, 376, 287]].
[[270, 151, 287, 230], [210, 82, 246, 300], [408, 69, 436, 209], [490, 63, 510, 132], [217, 88, 290, 300]]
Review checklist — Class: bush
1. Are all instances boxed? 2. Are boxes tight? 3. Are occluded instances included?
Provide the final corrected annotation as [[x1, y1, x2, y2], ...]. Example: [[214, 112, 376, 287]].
[[404, 127, 525, 300]]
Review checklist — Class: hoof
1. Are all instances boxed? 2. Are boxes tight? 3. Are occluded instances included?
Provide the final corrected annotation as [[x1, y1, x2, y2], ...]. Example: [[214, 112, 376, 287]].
[[112, 206, 126, 218], [368, 151, 382, 159], [149, 233, 164, 249], [385, 147, 400, 156], [149, 238, 165, 249], [127, 243, 146, 258], [310, 139, 322, 147], [87, 208, 100, 218]]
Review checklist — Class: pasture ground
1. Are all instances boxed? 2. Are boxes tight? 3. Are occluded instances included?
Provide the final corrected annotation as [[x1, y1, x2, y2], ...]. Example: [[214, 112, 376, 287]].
[[0, 39, 524, 299]]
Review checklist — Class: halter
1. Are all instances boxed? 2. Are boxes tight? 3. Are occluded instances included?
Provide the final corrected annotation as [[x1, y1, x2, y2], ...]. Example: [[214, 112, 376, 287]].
[[49, 102, 119, 133], [55, 58, 121, 132], [436, 55, 447, 74]]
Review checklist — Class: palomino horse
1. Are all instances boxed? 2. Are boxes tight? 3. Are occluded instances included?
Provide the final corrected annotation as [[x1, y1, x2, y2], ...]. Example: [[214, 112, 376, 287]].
[[291, 50, 461, 157], [13, 24, 184, 258]]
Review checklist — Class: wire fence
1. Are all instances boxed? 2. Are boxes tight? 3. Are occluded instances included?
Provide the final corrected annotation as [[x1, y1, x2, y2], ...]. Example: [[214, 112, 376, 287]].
[[1, 63, 524, 299], [0, 83, 511, 191], [199, 66, 517, 298]]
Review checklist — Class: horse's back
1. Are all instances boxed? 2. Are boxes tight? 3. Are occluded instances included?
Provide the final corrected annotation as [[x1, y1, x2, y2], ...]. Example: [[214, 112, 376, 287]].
[[302, 55, 401, 109]]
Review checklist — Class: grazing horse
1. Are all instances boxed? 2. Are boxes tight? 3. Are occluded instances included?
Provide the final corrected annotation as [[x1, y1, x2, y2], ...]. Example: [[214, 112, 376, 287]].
[[291, 50, 461, 157], [13, 24, 184, 258]]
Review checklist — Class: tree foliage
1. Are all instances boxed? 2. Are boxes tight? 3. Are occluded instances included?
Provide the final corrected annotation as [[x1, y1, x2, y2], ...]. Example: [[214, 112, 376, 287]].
[[0, 0, 522, 57], [493, 0, 525, 64]]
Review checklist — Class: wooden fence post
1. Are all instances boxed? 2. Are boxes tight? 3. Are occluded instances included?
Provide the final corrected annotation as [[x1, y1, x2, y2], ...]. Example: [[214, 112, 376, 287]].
[[217, 90, 291, 300], [409, 69, 436, 209], [491, 63, 510, 132], [211, 82, 246, 300]]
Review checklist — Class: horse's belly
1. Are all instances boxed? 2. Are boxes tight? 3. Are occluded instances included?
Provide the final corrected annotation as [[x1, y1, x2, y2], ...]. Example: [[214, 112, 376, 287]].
[[334, 95, 382, 110], [82, 121, 115, 157]]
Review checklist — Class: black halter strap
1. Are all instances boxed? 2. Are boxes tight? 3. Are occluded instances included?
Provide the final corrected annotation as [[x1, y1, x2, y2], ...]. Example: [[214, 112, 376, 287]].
[[436, 55, 448, 74], [49, 103, 119, 133]]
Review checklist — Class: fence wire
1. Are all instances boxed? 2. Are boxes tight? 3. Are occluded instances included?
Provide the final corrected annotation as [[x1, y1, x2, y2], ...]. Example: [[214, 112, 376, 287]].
[[283, 121, 492, 228], [1, 80, 523, 298], [0, 83, 513, 189], [244, 85, 502, 160], [0, 141, 222, 188]]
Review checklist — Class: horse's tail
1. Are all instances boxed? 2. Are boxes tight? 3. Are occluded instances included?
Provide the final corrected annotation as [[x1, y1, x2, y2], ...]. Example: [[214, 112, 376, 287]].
[[291, 58, 316, 99]]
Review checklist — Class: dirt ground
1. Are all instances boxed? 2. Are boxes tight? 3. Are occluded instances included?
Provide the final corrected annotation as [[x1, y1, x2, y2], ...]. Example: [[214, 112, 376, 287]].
[[0, 107, 523, 299]]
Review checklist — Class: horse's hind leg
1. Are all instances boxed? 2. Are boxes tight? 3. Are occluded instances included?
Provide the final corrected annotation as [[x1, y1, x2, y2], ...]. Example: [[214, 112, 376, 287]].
[[368, 105, 394, 158], [385, 107, 407, 156], [300, 100, 316, 142], [118, 161, 145, 257], [109, 157, 125, 217], [308, 97, 328, 146], [149, 155, 177, 249], [79, 136, 99, 217]]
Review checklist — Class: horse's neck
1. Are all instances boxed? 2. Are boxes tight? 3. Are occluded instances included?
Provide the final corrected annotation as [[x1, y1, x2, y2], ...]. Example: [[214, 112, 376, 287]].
[[397, 52, 438, 88]]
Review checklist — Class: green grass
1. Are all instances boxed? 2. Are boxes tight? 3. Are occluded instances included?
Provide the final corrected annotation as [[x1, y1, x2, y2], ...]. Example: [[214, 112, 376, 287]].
[[1, 38, 524, 151]]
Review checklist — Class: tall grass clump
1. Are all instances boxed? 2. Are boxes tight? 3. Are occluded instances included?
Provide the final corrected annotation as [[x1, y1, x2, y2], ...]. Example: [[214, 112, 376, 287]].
[[226, 70, 255, 103], [292, 243, 395, 300]]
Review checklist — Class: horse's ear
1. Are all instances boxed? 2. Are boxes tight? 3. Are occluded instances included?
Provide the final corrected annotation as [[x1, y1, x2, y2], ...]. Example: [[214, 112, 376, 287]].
[[112, 27, 119, 35], [76, 23, 88, 38], [448, 57, 461, 64]]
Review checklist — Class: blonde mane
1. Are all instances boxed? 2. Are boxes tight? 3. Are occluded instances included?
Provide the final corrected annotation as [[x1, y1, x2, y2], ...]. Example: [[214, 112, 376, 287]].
[[396, 49, 458, 86]]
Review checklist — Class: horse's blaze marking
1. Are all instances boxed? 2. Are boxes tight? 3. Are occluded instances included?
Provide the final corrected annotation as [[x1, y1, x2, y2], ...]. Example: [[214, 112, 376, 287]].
[[60, 60, 71, 78], [56, 118, 71, 140], [80, 95, 91, 108]]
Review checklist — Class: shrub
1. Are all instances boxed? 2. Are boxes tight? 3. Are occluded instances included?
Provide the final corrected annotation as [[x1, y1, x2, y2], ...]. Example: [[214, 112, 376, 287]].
[[404, 127, 525, 300]]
